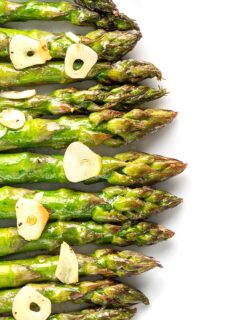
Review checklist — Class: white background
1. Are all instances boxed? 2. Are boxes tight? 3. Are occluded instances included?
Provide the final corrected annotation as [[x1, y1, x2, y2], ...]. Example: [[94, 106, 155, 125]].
[[4, 0, 240, 319], [116, 1, 240, 319], [113, 0, 240, 320]]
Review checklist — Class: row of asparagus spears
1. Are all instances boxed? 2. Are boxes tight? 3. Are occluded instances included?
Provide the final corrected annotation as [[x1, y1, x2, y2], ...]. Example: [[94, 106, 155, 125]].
[[0, 26, 161, 87], [0, 1, 184, 320]]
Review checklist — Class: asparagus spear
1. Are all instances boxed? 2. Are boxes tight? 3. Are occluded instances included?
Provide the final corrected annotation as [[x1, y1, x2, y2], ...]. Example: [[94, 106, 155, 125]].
[[0, 185, 181, 222], [0, 221, 174, 256], [0, 280, 148, 313], [0, 308, 136, 320], [0, 150, 186, 185], [0, 28, 141, 62], [0, 0, 139, 31], [52, 84, 167, 111], [0, 249, 159, 288], [0, 60, 162, 87], [0, 108, 176, 150], [0, 84, 166, 116], [75, 0, 118, 13]]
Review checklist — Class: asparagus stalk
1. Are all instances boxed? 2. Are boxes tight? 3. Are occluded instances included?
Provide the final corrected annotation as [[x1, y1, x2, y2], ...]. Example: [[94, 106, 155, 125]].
[[0, 280, 148, 313], [0, 28, 141, 62], [0, 84, 166, 116], [74, 0, 118, 14], [0, 108, 176, 150], [0, 308, 136, 320], [0, 249, 159, 288], [52, 84, 167, 111], [0, 60, 162, 87], [0, 150, 186, 186], [0, 0, 139, 31], [0, 221, 174, 256], [0, 186, 182, 222]]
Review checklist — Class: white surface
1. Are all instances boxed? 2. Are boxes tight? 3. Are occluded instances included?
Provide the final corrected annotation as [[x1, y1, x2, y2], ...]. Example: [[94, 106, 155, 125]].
[[3, 0, 240, 319], [117, 1, 239, 319]]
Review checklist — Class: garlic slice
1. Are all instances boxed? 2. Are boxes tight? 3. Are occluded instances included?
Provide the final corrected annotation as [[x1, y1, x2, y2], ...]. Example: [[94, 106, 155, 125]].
[[12, 286, 51, 320], [65, 32, 80, 44], [16, 197, 49, 241], [55, 242, 79, 284], [10, 35, 52, 70], [39, 40, 52, 61], [0, 124, 7, 138], [0, 109, 26, 129], [65, 43, 98, 79], [34, 192, 44, 203], [63, 141, 102, 183], [0, 89, 36, 100]]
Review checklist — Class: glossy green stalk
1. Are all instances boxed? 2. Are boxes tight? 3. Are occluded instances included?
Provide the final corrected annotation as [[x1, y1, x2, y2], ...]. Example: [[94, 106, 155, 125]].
[[0, 0, 138, 31], [0, 308, 136, 320], [0, 108, 177, 150], [0, 60, 162, 87], [0, 280, 148, 313], [74, 0, 118, 13], [0, 249, 159, 288], [0, 84, 166, 116], [0, 185, 182, 222], [0, 221, 174, 257], [0, 150, 186, 186], [0, 28, 141, 62]]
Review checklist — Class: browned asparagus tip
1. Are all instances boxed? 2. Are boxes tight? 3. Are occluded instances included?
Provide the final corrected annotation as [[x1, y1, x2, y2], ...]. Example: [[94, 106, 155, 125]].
[[159, 225, 175, 239]]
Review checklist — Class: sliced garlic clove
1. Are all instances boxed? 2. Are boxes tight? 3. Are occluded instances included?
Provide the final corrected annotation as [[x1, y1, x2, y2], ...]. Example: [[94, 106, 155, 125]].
[[12, 286, 51, 320], [10, 35, 52, 70], [39, 40, 52, 61], [16, 197, 49, 241], [63, 141, 102, 183], [0, 124, 7, 138], [65, 32, 80, 44], [55, 242, 79, 284], [33, 192, 44, 203], [0, 89, 36, 100], [65, 43, 98, 79], [0, 109, 26, 129]]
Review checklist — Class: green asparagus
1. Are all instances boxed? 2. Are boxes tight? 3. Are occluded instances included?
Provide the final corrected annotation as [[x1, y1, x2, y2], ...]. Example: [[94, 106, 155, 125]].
[[0, 108, 176, 150], [0, 60, 162, 87], [0, 309, 136, 320], [74, 0, 118, 14], [52, 84, 167, 111], [0, 280, 148, 313], [0, 249, 159, 288], [0, 185, 182, 222], [0, 150, 186, 185], [0, 84, 166, 116], [0, 28, 141, 62], [0, 0, 139, 31], [0, 308, 137, 320], [0, 221, 174, 256]]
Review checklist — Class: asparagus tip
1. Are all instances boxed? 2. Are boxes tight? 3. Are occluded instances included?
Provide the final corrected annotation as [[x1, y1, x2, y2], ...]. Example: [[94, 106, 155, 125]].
[[159, 225, 175, 239], [169, 196, 183, 208], [173, 160, 188, 175]]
